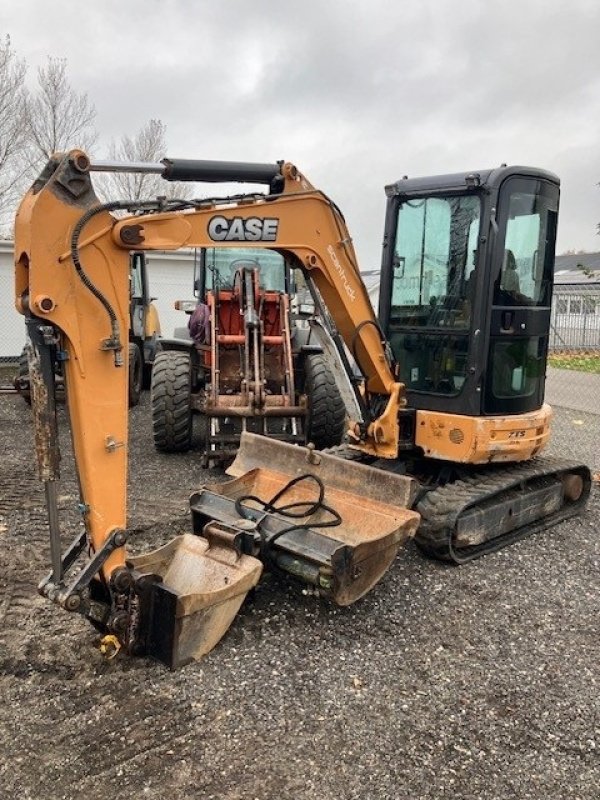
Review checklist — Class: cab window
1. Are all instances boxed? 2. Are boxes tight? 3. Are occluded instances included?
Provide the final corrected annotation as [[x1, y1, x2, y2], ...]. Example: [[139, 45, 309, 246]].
[[391, 194, 481, 330], [493, 184, 557, 307], [204, 248, 286, 292]]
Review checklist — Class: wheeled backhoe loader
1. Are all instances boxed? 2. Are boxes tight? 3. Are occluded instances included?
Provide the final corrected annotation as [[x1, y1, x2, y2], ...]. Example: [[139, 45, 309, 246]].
[[14, 151, 590, 668], [152, 245, 346, 464]]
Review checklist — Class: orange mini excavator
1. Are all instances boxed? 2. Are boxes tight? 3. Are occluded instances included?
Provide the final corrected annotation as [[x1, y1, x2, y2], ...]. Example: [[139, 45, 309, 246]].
[[14, 151, 589, 667]]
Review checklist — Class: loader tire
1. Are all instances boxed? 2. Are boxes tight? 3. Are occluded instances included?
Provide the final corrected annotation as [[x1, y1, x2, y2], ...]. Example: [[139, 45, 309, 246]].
[[304, 353, 346, 449], [151, 350, 193, 452], [16, 348, 31, 405], [128, 343, 143, 408]]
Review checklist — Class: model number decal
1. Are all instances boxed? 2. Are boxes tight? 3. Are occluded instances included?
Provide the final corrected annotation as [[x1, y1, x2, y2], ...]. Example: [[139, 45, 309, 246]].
[[208, 215, 278, 242], [508, 430, 526, 438]]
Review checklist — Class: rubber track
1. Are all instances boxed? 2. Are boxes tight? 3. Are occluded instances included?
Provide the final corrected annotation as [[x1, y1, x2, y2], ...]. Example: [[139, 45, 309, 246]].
[[324, 448, 591, 564], [151, 351, 192, 452], [415, 457, 591, 563]]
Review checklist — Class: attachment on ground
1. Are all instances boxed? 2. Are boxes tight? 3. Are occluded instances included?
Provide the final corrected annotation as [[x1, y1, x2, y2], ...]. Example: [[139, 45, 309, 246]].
[[191, 432, 421, 605]]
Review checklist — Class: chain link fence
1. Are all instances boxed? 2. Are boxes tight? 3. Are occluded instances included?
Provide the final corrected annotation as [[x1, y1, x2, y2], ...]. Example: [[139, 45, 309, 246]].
[[545, 284, 600, 472], [550, 284, 600, 351]]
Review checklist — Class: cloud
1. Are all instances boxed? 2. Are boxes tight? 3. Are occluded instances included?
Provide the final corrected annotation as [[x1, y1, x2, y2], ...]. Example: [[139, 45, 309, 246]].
[[4, 0, 600, 262]]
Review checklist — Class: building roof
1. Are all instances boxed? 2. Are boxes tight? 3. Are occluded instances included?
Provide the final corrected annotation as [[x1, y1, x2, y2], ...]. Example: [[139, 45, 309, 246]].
[[554, 269, 600, 287], [554, 252, 600, 272]]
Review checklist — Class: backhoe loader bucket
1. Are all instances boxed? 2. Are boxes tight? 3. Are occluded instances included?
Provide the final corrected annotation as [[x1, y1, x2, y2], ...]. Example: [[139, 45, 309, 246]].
[[190, 433, 421, 606], [128, 531, 262, 669]]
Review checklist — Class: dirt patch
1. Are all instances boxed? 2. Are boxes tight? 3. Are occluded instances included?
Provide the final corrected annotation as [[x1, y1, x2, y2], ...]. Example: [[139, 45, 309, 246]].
[[0, 392, 598, 800]]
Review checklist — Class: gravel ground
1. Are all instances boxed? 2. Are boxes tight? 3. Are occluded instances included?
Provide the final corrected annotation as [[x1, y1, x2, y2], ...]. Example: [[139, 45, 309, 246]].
[[0, 387, 598, 800]]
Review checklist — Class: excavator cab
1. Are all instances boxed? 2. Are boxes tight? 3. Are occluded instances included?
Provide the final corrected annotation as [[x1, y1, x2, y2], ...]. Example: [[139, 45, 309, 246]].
[[379, 167, 559, 423]]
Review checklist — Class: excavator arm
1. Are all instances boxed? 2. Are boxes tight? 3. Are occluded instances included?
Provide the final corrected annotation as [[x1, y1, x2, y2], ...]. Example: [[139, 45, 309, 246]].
[[14, 150, 418, 667], [104, 159, 402, 415]]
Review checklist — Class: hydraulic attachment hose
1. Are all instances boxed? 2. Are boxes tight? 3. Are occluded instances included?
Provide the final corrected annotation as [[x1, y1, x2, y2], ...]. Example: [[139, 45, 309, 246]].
[[234, 473, 342, 549]]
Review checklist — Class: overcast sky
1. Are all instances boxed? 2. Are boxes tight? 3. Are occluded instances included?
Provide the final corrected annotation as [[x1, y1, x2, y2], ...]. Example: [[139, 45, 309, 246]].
[[3, 0, 600, 267]]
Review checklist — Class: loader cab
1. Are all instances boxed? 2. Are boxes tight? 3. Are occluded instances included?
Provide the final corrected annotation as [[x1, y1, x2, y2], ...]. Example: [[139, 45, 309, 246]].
[[194, 247, 290, 298], [379, 166, 559, 417]]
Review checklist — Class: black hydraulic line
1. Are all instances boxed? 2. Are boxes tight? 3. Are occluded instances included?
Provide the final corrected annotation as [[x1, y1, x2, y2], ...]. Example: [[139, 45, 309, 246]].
[[234, 473, 342, 549], [69, 197, 175, 360], [70, 201, 133, 360]]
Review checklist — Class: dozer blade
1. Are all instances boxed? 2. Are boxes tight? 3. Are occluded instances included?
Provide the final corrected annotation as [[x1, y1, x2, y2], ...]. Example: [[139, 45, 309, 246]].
[[127, 530, 262, 669], [190, 432, 421, 606]]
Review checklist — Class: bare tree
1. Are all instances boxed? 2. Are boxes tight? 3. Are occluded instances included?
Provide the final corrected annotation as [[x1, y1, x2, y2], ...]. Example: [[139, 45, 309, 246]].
[[99, 119, 192, 202], [24, 57, 97, 170], [0, 35, 28, 224]]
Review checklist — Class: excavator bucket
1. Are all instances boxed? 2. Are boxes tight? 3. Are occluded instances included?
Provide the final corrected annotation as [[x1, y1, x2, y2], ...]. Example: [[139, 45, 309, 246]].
[[190, 433, 421, 606], [127, 531, 262, 669]]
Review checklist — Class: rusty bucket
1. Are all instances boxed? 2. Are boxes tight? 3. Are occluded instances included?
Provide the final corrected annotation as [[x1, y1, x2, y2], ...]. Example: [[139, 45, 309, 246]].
[[129, 530, 262, 668], [190, 433, 421, 606]]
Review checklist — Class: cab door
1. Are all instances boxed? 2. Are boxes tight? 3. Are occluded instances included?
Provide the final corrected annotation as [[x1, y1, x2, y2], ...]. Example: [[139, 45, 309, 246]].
[[483, 177, 559, 415]]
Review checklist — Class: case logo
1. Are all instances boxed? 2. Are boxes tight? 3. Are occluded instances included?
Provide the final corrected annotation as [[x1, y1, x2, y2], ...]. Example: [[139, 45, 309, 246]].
[[208, 215, 279, 242]]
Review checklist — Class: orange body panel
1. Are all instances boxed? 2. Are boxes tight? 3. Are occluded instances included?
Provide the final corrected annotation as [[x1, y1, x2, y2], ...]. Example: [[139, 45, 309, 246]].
[[415, 403, 552, 464], [14, 156, 130, 576], [143, 302, 161, 339]]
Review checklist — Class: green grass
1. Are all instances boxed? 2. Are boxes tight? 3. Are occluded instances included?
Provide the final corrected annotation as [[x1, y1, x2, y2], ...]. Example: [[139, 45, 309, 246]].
[[548, 353, 600, 373]]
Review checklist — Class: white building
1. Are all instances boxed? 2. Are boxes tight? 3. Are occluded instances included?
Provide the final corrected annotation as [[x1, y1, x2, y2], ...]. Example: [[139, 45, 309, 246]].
[[0, 241, 196, 361]]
